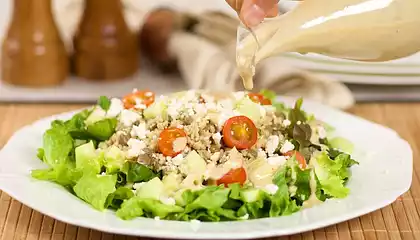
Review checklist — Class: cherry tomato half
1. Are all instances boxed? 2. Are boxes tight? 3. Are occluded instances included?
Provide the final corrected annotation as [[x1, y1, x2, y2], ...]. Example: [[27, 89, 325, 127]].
[[284, 150, 307, 169], [222, 116, 258, 150], [123, 90, 155, 109], [217, 167, 247, 187], [158, 127, 187, 157], [248, 93, 272, 105]]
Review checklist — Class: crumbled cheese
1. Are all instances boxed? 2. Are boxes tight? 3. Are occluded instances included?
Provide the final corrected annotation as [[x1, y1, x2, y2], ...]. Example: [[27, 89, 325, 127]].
[[172, 154, 184, 166], [257, 148, 267, 159], [133, 182, 145, 190], [259, 105, 267, 119], [160, 196, 176, 206], [282, 119, 291, 127], [183, 146, 191, 153], [134, 101, 147, 110], [131, 122, 149, 139], [184, 90, 196, 101], [106, 98, 124, 117], [267, 156, 287, 166], [120, 109, 140, 127], [280, 140, 295, 153], [194, 103, 207, 115], [190, 219, 201, 231], [201, 94, 215, 104], [218, 99, 234, 110], [210, 152, 221, 161], [127, 138, 146, 158], [264, 105, 276, 113], [289, 186, 298, 196], [167, 99, 183, 119], [154, 216, 161, 221], [317, 126, 327, 139], [264, 184, 279, 195], [212, 132, 222, 144], [172, 137, 187, 153], [132, 88, 138, 93], [233, 91, 245, 100], [265, 135, 280, 156]]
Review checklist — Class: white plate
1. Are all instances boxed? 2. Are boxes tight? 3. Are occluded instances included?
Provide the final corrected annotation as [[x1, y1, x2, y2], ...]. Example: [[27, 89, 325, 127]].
[[0, 97, 412, 239], [277, 1, 420, 85], [278, 53, 420, 85]]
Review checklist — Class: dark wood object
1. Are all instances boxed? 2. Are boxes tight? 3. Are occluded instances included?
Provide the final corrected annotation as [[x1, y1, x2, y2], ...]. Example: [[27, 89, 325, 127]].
[[73, 0, 139, 81], [1, 0, 69, 87]]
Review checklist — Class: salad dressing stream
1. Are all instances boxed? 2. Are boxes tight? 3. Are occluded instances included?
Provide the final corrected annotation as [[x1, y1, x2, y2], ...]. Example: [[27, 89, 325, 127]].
[[236, 0, 420, 90]]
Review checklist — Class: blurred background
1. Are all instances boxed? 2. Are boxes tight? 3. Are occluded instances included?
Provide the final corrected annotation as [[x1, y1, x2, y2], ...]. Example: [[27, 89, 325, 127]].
[[1, 0, 420, 108]]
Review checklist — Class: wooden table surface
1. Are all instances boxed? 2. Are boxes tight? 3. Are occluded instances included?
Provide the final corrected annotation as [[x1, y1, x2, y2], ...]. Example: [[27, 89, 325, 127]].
[[0, 103, 419, 240]]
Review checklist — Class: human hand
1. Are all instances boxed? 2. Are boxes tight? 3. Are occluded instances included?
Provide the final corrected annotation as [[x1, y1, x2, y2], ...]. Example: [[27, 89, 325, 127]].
[[226, 0, 280, 27]]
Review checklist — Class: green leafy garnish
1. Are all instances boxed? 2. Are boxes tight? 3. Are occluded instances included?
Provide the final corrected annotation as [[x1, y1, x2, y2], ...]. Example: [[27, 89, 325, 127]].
[[86, 118, 117, 141], [105, 187, 135, 210], [123, 162, 159, 183], [98, 96, 111, 111]]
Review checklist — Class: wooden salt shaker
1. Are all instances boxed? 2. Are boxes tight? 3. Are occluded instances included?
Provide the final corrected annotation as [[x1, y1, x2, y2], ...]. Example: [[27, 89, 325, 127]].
[[1, 0, 69, 87], [73, 0, 139, 81]]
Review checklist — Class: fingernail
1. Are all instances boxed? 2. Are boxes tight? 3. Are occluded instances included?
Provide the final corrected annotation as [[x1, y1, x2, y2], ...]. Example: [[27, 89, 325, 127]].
[[243, 4, 265, 27]]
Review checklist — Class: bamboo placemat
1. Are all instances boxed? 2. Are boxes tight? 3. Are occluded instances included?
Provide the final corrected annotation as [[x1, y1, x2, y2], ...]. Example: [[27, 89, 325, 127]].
[[0, 103, 419, 240]]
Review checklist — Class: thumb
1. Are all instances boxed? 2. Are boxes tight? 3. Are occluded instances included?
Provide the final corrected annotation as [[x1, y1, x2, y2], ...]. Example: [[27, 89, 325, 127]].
[[240, 0, 279, 27]]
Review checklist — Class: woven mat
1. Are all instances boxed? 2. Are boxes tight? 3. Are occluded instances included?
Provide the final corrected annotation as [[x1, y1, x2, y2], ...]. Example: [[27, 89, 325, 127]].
[[0, 103, 419, 240]]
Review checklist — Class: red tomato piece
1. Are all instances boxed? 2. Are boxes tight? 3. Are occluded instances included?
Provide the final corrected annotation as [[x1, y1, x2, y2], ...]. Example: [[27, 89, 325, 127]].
[[248, 93, 272, 105], [222, 116, 258, 150], [158, 127, 187, 157], [123, 90, 155, 109], [284, 150, 307, 169], [217, 167, 247, 187]]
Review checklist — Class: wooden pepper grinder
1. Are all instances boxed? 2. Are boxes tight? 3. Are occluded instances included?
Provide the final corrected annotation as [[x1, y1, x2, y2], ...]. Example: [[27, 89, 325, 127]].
[[1, 0, 69, 87], [73, 0, 139, 81]]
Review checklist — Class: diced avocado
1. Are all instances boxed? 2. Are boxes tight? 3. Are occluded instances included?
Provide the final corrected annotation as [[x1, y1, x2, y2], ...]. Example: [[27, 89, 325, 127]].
[[241, 188, 263, 203], [85, 107, 107, 126], [75, 141, 102, 175], [329, 137, 354, 154], [144, 101, 167, 120], [162, 173, 182, 194], [182, 150, 207, 175], [235, 96, 262, 122], [104, 146, 126, 174], [136, 177, 164, 200]]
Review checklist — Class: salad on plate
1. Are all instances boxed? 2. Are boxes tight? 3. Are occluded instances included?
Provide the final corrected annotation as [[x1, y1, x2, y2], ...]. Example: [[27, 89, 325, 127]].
[[32, 89, 358, 222]]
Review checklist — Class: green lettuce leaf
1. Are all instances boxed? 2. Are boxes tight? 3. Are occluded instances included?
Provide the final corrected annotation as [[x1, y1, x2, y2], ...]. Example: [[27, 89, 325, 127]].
[[123, 162, 158, 183], [98, 96, 111, 111], [75, 141, 102, 175], [105, 187, 135, 210], [104, 146, 126, 174], [271, 166, 300, 217], [42, 127, 74, 167], [31, 162, 82, 190], [73, 174, 117, 211], [116, 197, 184, 220], [290, 165, 311, 203], [312, 152, 350, 198], [86, 118, 117, 141]]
